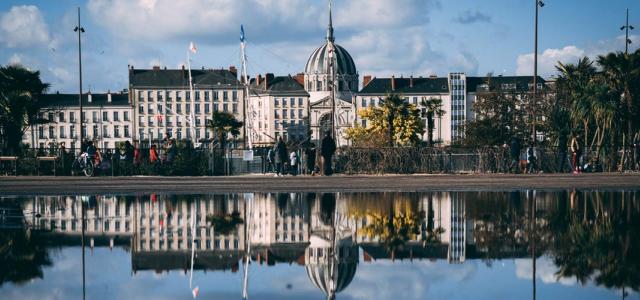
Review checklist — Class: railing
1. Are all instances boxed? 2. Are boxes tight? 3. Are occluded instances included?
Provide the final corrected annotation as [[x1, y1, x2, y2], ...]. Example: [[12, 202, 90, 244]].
[[0, 145, 637, 176]]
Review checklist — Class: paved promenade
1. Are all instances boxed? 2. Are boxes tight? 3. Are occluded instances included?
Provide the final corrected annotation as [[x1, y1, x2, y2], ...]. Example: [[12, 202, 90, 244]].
[[0, 173, 639, 195]]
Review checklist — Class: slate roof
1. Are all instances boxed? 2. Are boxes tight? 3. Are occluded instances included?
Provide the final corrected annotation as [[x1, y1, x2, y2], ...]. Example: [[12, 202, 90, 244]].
[[132, 250, 240, 272], [467, 75, 547, 93], [359, 77, 450, 95], [129, 68, 241, 88], [305, 43, 357, 75], [250, 75, 309, 96], [39, 93, 130, 107], [359, 75, 547, 94]]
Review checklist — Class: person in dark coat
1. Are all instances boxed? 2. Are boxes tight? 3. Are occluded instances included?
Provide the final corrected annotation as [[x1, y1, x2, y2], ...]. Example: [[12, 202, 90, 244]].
[[273, 137, 288, 176], [304, 144, 316, 175], [508, 135, 521, 174], [557, 134, 568, 173], [321, 132, 336, 176]]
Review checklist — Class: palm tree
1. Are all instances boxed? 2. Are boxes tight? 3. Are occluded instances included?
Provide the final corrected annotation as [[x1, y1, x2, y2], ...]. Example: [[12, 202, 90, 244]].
[[206, 111, 243, 151], [420, 97, 446, 146], [556, 57, 596, 151], [0, 65, 49, 155], [380, 93, 410, 147], [597, 51, 639, 147]]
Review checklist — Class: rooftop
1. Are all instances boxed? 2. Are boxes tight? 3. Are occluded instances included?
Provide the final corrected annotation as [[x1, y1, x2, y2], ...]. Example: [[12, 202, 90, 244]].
[[129, 68, 241, 88], [40, 93, 130, 107]]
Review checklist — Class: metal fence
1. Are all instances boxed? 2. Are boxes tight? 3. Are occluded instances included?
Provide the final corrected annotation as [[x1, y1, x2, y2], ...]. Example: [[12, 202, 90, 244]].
[[1, 145, 638, 176]]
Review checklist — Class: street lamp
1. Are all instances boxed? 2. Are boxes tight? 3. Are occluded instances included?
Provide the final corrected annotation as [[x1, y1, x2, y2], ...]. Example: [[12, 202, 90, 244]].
[[621, 8, 634, 55], [74, 7, 85, 150], [532, 0, 544, 145]]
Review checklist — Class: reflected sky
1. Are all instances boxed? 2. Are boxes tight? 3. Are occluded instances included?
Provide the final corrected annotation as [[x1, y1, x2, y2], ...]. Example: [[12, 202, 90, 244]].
[[1, 191, 638, 300]]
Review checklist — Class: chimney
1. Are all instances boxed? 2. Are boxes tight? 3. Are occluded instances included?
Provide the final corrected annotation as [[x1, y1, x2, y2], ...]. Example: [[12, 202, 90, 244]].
[[107, 90, 112, 103], [181, 65, 185, 71], [429, 74, 437, 79], [410, 75, 414, 88], [391, 75, 396, 91], [265, 73, 274, 88], [256, 74, 261, 86], [363, 75, 372, 87], [152, 66, 160, 71], [229, 66, 238, 78], [294, 73, 305, 86], [87, 92, 92, 103]]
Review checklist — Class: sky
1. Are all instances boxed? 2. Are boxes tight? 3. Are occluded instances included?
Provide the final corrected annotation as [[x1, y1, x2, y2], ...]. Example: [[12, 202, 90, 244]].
[[0, 0, 639, 93]]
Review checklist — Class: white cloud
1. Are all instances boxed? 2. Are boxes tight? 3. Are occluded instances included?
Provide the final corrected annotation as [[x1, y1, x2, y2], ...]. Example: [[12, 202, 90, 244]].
[[336, 0, 438, 29], [514, 257, 577, 286], [515, 35, 640, 77], [0, 5, 50, 48], [515, 46, 585, 77], [8, 53, 22, 65]]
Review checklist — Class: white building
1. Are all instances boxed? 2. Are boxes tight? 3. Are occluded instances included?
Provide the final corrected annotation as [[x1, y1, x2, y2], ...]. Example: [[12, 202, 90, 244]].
[[248, 74, 310, 145], [129, 66, 244, 146], [23, 92, 133, 151]]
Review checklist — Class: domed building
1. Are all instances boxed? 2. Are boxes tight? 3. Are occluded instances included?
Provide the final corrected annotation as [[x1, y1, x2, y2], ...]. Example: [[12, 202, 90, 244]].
[[305, 1, 358, 145]]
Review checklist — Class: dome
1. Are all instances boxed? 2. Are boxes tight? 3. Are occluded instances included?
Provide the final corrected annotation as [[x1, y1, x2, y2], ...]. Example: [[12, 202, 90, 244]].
[[305, 259, 358, 296], [304, 43, 357, 76]]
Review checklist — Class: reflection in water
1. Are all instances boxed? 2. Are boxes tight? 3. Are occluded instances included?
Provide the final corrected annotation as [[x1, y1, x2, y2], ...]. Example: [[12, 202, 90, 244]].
[[0, 190, 638, 299]]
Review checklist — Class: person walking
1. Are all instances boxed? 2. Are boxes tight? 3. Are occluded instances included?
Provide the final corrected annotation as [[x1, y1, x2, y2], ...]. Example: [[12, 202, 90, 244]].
[[570, 133, 582, 174], [304, 144, 316, 175], [274, 137, 288, 176], [149, 144, 159, 173], [526, 142, 537, 174], [557, 133, 568, 173], [267, 148, 275, 173], [508, 135, 521, 174], [321, 131, 337, 176], [633, 130, 640, 171], [289, 150, 299, 176]]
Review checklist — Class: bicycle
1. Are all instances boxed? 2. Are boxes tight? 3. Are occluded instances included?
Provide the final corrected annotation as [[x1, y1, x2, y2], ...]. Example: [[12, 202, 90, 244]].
[[71, 152, 94, 177]]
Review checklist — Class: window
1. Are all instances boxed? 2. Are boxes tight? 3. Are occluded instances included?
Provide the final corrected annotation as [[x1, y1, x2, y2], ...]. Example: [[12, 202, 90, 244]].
[[283, 109, 287, 119], [82, 112, 87, 122], [103, 125, 108, 137], [124, 111, 130, 121], [147, 90, 153, 100], [298, 109, 303, 118], [204, 104, 210, 113], [93, 125, 98, 138], [48, 112, 54, 122], [70, 112, 76, 123], [204, 91, 210, 101], [147, 116, 154, 126], [157, 104, 163, 114], [223, 91, 228, 101], [92, 111, 97, 122], [139, 116, 144, 126], [298, 98, 303, 106], [223, 104, 228, 112], [232, 91, 237, 101], [232, 104, 238, 113], [103, 111, 108, 121], [361, 98, 366, 107], [124, 125, 130, 137], [139, 104, 144, 114], [157, 91, 163, 100], [195, 104, 200, 113], [290, 109, 295, 119], [70, 125, 75, 138], [114, 125, 120, 138], [186, 103, 191, 113], [113, 111, 119, 121], [290, 98, 295, 106], [58, 112, 65, 122], [48, 126, 54, 138], [176, 91, 182, 102], [316, 81, 322, 91], [59, 126, 66, 138], [213, 91, 219, 101], [138, 91, 143, 100], [274, 98, 279, 106], [186, 91, 191, 100], [176, 104, 182, 113], [275, 110, 280, 119]]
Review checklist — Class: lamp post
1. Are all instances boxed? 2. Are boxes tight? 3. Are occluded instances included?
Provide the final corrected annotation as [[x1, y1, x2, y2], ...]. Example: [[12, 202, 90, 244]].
[[532, 0, 544, 145], [74, 7, 85, 150], [621, 8, 634, 55]]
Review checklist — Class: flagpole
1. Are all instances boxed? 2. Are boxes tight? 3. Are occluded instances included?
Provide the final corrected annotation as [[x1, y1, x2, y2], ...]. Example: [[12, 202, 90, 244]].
[[187, 47, 196, 145], [240, 26, 252, 150]]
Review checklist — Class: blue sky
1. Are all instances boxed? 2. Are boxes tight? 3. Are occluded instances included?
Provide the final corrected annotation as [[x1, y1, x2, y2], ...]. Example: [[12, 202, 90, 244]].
[[0, 0, 638, 93]]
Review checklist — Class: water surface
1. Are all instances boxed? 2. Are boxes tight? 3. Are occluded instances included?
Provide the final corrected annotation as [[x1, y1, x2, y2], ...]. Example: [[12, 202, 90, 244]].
[[1, 191, 638, 299]]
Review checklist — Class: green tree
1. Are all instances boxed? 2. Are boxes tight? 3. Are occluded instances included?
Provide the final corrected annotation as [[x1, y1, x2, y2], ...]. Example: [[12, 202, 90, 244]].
[[346, 93, 424, 147], [0, 65, 49, 154], [420, 97, 446, 146], [464, 76, 525, 146], [206, 111, 243, 150]]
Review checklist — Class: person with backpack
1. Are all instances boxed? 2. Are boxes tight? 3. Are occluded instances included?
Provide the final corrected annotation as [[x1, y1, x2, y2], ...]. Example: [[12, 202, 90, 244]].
[[570, 133, 582, 174]]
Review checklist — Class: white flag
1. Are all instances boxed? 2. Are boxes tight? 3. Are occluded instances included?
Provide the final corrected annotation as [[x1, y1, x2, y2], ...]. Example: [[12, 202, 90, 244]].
[[189, 42, 197, 54]]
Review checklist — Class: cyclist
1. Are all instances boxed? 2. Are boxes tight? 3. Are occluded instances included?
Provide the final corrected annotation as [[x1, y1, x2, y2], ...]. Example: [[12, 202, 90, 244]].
[[85, 140, 97, 164]]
